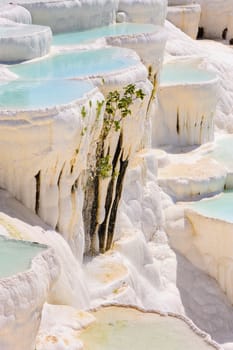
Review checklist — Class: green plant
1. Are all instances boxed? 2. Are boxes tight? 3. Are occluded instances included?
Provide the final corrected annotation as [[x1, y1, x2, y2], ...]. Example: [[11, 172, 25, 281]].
[[97, 155, 112, 179], [81, 126, 87, 136], [81, 105, 87, 118], [104, 84, 145, 135], [148, 65, 152, 79], [96, 100, 105, 121], [85, 84, 146, 254], [95, 84, 146, 178]]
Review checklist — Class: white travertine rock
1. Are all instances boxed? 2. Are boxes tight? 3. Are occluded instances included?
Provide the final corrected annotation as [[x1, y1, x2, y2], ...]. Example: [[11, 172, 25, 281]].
[[168, 0, 194, 4], [0, 18, 16, 25], [167, 4, 201, 39], [158, 155, 227, 201], [0, 47, 154, 256], [0, 239, 60, 350], [0, 83, 104, 259], [117, 0, 168, 25], [0, 209, 90, 310], [105, 25, 167, 79], [36, 304, 95, 350], [153, 58, 219, 146], [0, 23, 52, 62], [164, 200, 233, 345], [165, 21, 233, 132], [51, 149, 184, 314], [175, 252, 233, 345], [2, 8, 232, 349], [185, 208, 233, 306], [114, 150, 184, 313], [0, 66, 18, 80], [195, 0, 233, 42], [18, 0, 117, 33], [0, 4, 32, 24]]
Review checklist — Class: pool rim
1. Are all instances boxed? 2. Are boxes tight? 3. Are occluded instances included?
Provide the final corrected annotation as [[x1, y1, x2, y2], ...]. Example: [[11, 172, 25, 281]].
[[80, 303, 221, 350]]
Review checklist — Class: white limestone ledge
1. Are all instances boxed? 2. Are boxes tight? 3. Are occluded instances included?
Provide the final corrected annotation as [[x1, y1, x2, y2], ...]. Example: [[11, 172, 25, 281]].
[[0, 23, 52, 63], [185, 208, 233, 306], [195, 0, 233, 42], [0, 205, 90, 309], [18, 0, 117, 33], [158, 157, 227, 201], [0, 238, 60, 350], [0, 85, 104, 248], [105, 25, 167, 79], [36, 304, 94, 350], [168, 0, 194, 4], [167, 4, 201, 39], [117, 0, 167, 26], [153, 59, 219, 147], [0, 4, 32, 24]]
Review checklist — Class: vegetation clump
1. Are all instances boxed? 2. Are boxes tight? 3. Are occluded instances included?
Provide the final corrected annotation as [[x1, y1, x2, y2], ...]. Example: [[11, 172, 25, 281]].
[[84, 83, 146, 254]]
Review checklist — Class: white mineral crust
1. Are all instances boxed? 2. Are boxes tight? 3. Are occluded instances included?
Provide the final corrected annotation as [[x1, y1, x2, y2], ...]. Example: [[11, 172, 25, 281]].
[[0, 4, 32, 24]]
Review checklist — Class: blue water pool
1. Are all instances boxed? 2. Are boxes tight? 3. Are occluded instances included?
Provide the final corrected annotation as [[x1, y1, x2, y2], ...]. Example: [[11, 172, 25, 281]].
[[0, 80, 94, 109], [208, 135, 233, 170], [53, 23, 157, 46], [160, 63, 216, 85], [189, 191, 233, 223], [9, 47, 138, 80], [0, 235, 46, 278]]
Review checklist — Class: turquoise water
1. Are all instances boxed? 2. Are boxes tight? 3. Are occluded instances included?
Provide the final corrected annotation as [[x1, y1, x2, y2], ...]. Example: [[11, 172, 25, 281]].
[[209, 135, 233, 170], [189, 191, 233, 223], [0, 80, 93, 109], [160, 64, 216, 84], [0, 235, 46, 278], [53, 23, 157, 46], [10, 48, 137, 80], [80, 307, 215, 350]]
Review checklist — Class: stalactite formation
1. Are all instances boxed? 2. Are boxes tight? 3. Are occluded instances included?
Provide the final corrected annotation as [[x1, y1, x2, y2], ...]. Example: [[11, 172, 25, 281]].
[[34, 170, 41, 214], [176, 108, 180, 135]]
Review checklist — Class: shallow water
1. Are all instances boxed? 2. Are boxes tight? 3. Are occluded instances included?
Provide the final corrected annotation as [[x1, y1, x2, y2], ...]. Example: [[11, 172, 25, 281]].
[[160, 64, 216, 84], [53, 23, 157, 46], [0, 235, 45, 278], [189, 191, 233, 223], [209, 135, 233, 170], [0, 80, 93, 109], [10, 47, 138, 80], [80, 307, 215, 350]]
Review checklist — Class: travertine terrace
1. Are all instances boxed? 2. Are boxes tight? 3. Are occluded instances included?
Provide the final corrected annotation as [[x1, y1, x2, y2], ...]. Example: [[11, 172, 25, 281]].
[[0, 1, 233, 350]]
